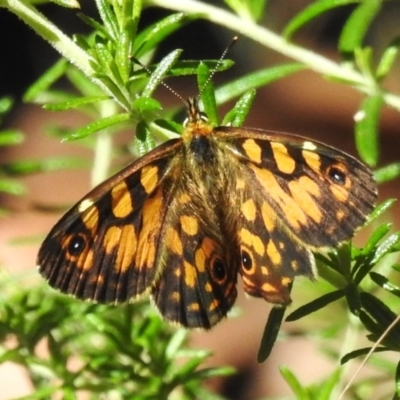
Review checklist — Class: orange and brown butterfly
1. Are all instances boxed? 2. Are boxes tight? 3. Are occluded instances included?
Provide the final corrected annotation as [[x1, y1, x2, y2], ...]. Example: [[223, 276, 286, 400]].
[[37, 94, 377, 329]]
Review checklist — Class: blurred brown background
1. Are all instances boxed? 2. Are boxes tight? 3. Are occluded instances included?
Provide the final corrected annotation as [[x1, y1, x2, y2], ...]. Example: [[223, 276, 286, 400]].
[[0, 1, 399, 399]]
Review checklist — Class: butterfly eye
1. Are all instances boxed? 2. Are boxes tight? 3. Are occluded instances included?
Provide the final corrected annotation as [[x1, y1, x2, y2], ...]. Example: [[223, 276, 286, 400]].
[[212, 258, 226, 281], [67, 234, 87, 256], [327, 164, 347, 186], [241, 250, 253, 271]]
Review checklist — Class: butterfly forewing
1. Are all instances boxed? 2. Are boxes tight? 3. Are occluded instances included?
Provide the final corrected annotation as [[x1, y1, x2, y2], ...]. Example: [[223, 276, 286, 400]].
[[38, 139, 182, 302], [215, 126, 377, 247]]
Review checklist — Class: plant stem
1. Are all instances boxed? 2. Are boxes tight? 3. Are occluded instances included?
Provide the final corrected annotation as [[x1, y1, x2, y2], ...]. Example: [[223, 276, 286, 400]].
[[91, 100, 119, 186]]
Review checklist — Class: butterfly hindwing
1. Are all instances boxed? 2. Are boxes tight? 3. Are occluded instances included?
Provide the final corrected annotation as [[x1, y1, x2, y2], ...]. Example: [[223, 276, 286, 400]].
[[151, 198, 240, 328], [237, 190, 314, 305]]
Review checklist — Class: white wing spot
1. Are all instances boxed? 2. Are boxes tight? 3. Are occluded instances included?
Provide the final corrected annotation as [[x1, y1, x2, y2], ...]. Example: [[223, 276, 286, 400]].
[[78, 198, 94, 212], [302, 141, 317, 151]]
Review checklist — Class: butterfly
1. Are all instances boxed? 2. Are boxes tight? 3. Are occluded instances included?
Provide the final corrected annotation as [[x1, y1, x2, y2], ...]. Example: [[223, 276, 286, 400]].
[[37, 97, 377, 329]]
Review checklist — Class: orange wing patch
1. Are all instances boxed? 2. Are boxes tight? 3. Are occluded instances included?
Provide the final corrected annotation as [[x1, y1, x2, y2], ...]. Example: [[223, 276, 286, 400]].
[[111, 181, 134, 218], [271, 142, 296, 174]]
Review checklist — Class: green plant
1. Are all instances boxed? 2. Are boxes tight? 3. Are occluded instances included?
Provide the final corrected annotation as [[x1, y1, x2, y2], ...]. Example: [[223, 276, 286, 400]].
[[0, 1, 399, 399]]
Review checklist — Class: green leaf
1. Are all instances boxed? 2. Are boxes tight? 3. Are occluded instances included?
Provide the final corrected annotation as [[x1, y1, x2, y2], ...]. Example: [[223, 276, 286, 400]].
[[369, 272, 400, 298], [352, 253, 375, 285], [286, 289, 345, 322], [93, 38, 124, 88], [224, 0, 267, 22], [215, 63, 304, 104], [215, 64, 305, 104], [165, 329, 187, 359], [396, 361, 400, 397], [24, 59, 68, 102], [0, 156, 86, 175], [62, 112, 130, 141], [344, 282, 362, 315], [0, 130, 24, 146], [362, 223, 392, 255], [132, 97, 162, 120], [246, 0, 267, 22], [115, 27, 132, 84], [284, 0, 358, 40], [198, 62, 218, 125], [316, 369, 341, 400], [50, 0, 80, 8], [95, 0, 118, 40], [221, 89, 256, 127], [371, 232, 400, 264], [134, 120, 156, 156], [141, 49, 182, 98], [354, 46, 375, 78], [257, 306, 286, 363], [78, 13, 114, 40], [341, 346, 386, 364], [365, 199, 396, 224], [376, 37, 400, 81], [374, 162, 400, 184], [339, 0, 383, 54], [0, 96, 14, 116], [43, 95, 110, 111], [92, 73, 129, 109], [0, 179, 26, 195], [133, 13, 191, 58], [355, 94, 383, 167], [360, 292, 400, 346], [169, 59, 233, 77], [280, 366, 310, 400], [66, 67, 103, 97]]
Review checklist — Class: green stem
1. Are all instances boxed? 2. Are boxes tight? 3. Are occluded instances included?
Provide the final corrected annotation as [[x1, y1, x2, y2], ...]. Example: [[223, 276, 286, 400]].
[[91, 100, 119, 186], [148, 0, 400, 111], [92, 130, 112, 187]]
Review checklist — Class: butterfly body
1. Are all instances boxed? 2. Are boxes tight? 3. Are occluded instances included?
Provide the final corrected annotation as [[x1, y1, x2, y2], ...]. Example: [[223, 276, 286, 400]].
[[38, 98, 377, 329]]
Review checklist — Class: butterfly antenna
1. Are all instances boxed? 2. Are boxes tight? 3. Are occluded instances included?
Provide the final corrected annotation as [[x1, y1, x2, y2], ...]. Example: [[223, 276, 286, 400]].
[[198, 36, 238, 97], [132, 36, 238, 116], [130, 56, 186, 104]]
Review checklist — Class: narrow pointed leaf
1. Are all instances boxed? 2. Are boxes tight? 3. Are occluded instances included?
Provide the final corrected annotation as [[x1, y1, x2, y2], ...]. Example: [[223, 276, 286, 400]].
[[62, 113, 130, 141], [286, 289, 345, 322], [339, 0, 383, 54], [222, 89, 255, 127], [376, 38, 400, 81], [198, 62, 218, 125], [44, 95, 109, 111], [141, 49, 182, 98], [0, 130, 24, 146], [374, 163, 400, 184], [216, 63, 304, 104], [257, 306, 286, 362], [370, 272, 400, 297], [284, 0, 358, 40], [134, 13, 191, 58], [355, 94, 383, 167]]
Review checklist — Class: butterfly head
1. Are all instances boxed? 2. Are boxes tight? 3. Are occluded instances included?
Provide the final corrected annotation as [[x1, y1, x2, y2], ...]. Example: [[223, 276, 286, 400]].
[[182, 98, 213, 142]]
